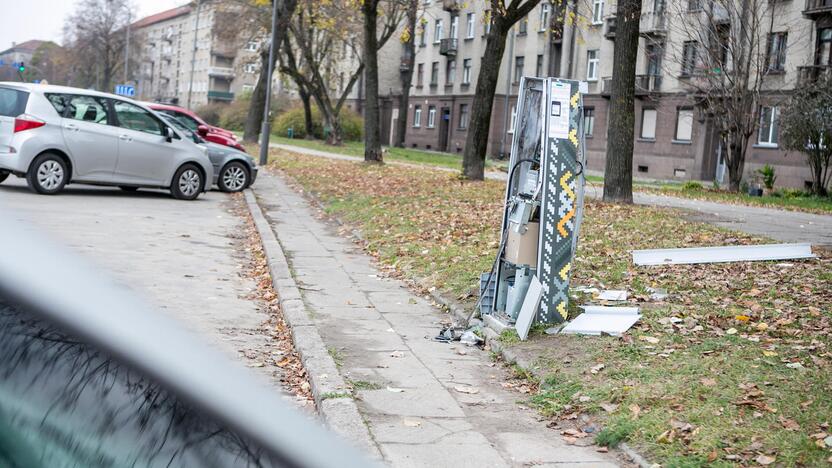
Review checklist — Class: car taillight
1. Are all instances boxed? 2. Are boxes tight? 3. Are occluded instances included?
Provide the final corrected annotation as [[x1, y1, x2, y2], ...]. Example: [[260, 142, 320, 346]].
[[14, 114, 46, 133]]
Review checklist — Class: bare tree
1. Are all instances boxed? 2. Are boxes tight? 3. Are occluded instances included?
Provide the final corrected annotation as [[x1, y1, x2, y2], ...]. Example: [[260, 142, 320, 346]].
[[461, 0, 543, 181], [240, 0, 298, 143], [394, 1, 420, 148], [667, 0, 782, 191], [781, 74, 832, 196], [62, 0, 135, 91], [602, 0, 642, 203]]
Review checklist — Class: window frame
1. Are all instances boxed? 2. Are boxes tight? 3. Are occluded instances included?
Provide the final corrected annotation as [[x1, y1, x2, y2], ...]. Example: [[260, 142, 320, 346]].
[[674, 107, 694, 142], [427, 106, 437, 128], [514, 56, 525, 83], [466, 13, 475, 39], [766, 32, 788, 73], [430, 61, 439, 86], [458, 103, 470, 129], [434, 19, 443, 44], [583, 107, 595, 137], [413, 105, 422, 128], [112, 99, 166, 136], [446, 59, 456, 85], [586, 50, 599, 81], [62, 94, 114, 126], [640, 108, 658, 140], [416, 63, 424, 87], [592, 0, 604, 24], [757, 105, 780, 146], [539, 3, 550, 32], [462, 59, 472, 85], [681, 41, 698, 76]]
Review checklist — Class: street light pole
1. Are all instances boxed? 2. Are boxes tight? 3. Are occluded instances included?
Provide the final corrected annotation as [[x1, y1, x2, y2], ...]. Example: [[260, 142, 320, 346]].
[[187, 0, 203, 109], [124, 11, 130, 84], [258, 0, 280, 166]]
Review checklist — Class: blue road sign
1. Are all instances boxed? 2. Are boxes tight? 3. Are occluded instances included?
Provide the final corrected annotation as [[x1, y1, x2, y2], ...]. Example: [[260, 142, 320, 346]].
[[114, 84, 135, 97]]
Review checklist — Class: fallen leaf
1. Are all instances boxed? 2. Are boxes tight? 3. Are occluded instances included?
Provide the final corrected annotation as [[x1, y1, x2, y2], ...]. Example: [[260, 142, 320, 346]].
[[786, 362, 804, 369], [756, 454, 776, 465], [454, 385, 480, 394], [629, 404, 641, 418], [735, 315, 750, 322], [403, 419, 421, 427], [726, 328, 738, 335], [596, 446, 609, 453], [601, 403, 619, 413], [779, 416, 800, 431], [707, 449, 719, 462], [762, 350, 778, 357], [590, 363, 606, 374], [700, 377, 717, 387], [756, 322, 769, 331], [640, 335, 660, 344]]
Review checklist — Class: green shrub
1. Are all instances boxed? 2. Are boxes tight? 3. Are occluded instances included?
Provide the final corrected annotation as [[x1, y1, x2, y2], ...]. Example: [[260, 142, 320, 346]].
[[194, 102, 226, 126], [216, 94, 290, 132], [595, 418, 636, 447], [682, 181, 703, 191], [272, 106, 363, 141], [780, 188, 808, 199], [757, 164, 777, 190]]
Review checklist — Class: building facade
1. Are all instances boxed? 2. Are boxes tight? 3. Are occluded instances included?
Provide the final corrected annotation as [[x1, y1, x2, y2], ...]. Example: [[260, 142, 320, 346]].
[[385, 0, 832, 189]]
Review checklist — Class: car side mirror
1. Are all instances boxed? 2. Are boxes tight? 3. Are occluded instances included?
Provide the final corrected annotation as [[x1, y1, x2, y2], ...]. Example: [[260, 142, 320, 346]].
[[197, 125, 209, 137], [166, 126, 175, 142]]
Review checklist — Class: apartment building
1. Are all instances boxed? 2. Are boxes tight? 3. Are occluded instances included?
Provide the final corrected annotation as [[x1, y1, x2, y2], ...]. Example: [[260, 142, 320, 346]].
[[133, 2, 260, 108], [387, 0, 832, 189]]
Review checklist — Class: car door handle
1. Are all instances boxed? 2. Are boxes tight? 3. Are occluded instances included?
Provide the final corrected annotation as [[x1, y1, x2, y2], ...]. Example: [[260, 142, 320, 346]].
[[64, 123, 79, 132], [119, 134, 133, 142]]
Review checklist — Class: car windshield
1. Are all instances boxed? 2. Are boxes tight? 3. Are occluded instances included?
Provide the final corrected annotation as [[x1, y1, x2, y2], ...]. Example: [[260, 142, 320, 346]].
[[160, 115, 204, 144]]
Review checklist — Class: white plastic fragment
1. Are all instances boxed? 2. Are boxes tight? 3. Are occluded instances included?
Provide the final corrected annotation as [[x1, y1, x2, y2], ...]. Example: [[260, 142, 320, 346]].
[[561, 305, 641, 336], [632, 243, 816, 266]]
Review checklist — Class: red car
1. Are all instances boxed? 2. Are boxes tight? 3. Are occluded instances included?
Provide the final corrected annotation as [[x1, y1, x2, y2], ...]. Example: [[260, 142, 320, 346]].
[[145, 102, 245, 152]]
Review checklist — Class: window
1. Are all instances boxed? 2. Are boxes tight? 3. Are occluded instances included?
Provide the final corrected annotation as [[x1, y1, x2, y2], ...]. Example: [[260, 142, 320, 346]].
[[536, 54, 544, 77], [114, 101, 163, 135], [416, 63, 424, 86], [244, 62, 257, 74], [766, 32, 787, 72], [413, 105, 422, 127], [65, 95, 110, 125], [758, 106, 780, 146], [681, 41, 698, 76], [586, 50, 599, 80], [430, 61, 439, 85], [592, 0, 604, 24], [462, 59, 472, 84], [244, 41, 258, 52], [434, 20, 443, 43], [459, 103, 470, 129], [539, 3, 550, 32], [446, 59, 456, 84], [818, 28, 832, 66], [509, 105, 517, 133], [466, 13, 475, 39], [159, 110, 199, 132], [640, 108, 657, 139], [687, 0, 701, 11], [44, 93, 68, 116], [419, 26, 426, 46], [518, 16, 528, 35], [675, 108, 694, 141], [583, 107, 595, 136], [427, 106, 436, 128], [514, 56, 525, 83], [450, 15, 458, 39]]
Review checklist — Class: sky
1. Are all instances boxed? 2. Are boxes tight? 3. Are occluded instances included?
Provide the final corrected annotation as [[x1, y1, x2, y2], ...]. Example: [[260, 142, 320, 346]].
[[0, 0, 185, 52]]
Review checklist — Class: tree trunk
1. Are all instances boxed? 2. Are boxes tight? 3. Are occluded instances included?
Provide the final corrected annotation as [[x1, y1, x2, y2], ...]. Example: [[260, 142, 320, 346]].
[[602, 0, 641, 203], [462, 21, 508, 180], [299, 86, 314, 139], [242, 0, 298, 143], [362, 0, 383, 163], [395, 0, 418, 148], [727, 139, 744, 192]]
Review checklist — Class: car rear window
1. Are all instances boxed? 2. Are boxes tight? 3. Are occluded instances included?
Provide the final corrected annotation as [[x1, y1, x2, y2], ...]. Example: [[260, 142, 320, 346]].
[[44, 93, 69, 116], [0, 87, 28, 117]]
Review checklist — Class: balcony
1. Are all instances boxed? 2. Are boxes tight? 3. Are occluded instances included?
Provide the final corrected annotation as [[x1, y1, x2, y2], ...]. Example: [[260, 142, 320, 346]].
[[803, 0, 832, 17], [604, 16, 617, 40], [640, 11, 667, 36], [208, 66, 235, 79], [442, 0, 462, 12], [207, 90, 234, 101], [797, 65, 832, 85], [635, 74, 662, 95], [439, 38, 458, 56], [212, 44, 237, 59]]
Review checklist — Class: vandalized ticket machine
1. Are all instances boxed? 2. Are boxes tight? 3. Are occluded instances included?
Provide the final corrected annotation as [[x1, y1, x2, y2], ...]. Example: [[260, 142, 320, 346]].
[[482, 77, 586, 337]]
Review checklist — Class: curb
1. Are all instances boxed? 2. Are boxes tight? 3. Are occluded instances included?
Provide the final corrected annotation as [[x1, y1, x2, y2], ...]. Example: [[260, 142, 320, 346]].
[[243, 189, 381, 459]]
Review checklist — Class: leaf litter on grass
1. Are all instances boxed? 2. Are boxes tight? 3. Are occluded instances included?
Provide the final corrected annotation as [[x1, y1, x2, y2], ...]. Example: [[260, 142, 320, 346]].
[[269, 150, 832, 466]]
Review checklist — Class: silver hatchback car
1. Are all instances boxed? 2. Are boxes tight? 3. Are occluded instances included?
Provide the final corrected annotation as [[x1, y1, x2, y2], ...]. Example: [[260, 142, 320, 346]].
[[0, 83, 213, 200]]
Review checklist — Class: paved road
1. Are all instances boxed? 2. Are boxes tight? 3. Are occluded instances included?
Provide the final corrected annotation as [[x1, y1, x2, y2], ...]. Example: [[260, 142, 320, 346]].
[[0, 177, 286, 389], [272, 141, 832, 247], [253, 171, 619, 467]]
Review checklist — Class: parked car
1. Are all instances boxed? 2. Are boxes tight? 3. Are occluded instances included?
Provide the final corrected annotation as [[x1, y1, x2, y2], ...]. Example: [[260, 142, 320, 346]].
[[0, 83, 213, 200], [160, 113, 257, 192], [146, 102, 245, 152]]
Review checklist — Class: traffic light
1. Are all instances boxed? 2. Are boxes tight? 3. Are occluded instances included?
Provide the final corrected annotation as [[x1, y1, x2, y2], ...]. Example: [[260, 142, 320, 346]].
[[18, 62, 25, 73]]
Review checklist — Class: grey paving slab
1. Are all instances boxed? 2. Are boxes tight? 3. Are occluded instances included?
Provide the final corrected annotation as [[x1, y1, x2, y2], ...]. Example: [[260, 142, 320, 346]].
[[252, 170, 620, 467]]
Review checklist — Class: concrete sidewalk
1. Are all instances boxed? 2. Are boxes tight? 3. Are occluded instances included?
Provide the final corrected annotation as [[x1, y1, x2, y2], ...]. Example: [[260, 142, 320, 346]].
[[252, 170, 620, 467], [270, 142, 832, 247]]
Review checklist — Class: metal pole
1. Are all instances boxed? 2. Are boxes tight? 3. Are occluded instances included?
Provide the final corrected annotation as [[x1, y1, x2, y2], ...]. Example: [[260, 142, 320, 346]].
[[258, 0, 280, 166], [499, 28, 515, 158], [187, 0, 202, 109], [124, 11, 130, 84]]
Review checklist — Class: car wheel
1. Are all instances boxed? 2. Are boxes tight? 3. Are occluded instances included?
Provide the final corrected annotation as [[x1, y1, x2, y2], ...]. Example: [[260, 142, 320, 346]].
[[171, 164, 203, 200], [0, 170, 9, 184], [26, 153, 68, 195], [119, 186, 139, 192], [218, 162, 249, 192]]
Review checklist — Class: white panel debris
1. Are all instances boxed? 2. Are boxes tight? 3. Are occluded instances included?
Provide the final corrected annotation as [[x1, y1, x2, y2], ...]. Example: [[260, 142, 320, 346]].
[[597, 290, 628, 301], [515, 276, 543, 341], [561, 306, 641, 336], [632, 243, 816, 266]]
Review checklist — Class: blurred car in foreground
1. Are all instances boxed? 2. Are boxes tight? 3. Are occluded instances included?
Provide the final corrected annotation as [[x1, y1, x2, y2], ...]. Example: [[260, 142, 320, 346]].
[[0, 209, 372, 468], [146, 102, 245, 152], [160, 114, 257, 192], [0, 83, 213, 200]]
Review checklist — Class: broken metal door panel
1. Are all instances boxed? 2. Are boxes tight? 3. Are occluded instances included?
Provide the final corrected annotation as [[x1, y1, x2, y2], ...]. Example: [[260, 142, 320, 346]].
[[537, 78, 582, 323]]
